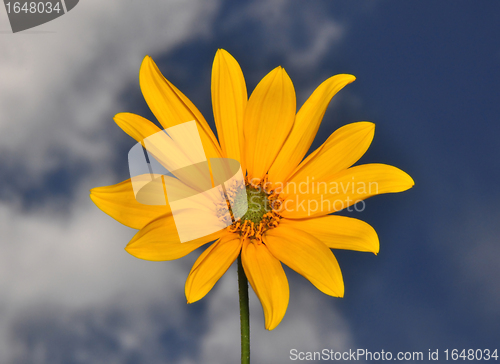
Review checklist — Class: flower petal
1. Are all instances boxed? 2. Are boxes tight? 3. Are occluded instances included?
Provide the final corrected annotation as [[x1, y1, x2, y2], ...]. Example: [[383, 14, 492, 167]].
[[139, 56, 222, 160], [90, 179, 170, 230], [115, 113, 202, 177], [114, 112, 162, 143], [185, 233, 241, 303], [281, 164, 415, 219], [286, 122, 375, 185], [265, 225, 344, 297], [212, 49, 247, 164], [244, 66, 296, 182], [125, 213, 224, 261], [241, 240, 289, 330], [268, 75, 356, 185], [280, 216, 379, 254]]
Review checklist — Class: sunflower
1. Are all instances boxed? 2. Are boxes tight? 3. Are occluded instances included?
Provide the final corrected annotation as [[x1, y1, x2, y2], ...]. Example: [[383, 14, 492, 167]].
[[90, 49, 414, 331]]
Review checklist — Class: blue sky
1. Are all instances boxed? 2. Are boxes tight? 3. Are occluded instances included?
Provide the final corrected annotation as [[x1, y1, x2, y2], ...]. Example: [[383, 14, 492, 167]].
[[0, 1, 499, 363]]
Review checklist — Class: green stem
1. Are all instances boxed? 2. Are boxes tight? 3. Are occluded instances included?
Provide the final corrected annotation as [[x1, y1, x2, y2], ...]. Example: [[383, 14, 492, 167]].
[[237, 255, 250, 364]]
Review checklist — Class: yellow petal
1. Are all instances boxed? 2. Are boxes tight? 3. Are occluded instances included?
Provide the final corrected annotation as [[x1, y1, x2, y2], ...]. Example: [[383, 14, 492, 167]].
[[115, 113, 204, 181], [241, 240, 289, 330], [114, 112, 162, 143], [139, 56, 222, 160], [280, 216, 379, 254], [281, 163, 415, 219], [268, 75, 356, 185], [286, 122, 375, 185], [185, 233, 241, 303], [90, 179, 170, 230], [212, 49, 247, 165], [243, 66, 296, 182], [125, 213, 223, 261], [264, 225, 344, 297]]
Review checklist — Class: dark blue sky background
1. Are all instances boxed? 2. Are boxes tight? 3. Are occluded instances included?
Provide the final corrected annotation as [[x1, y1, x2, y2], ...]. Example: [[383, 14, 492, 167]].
[[1, 0, 499, 363]]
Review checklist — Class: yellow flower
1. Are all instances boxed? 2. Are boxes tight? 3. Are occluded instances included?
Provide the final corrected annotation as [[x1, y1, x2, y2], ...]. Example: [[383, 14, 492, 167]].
[[90, 49, 414, 330]]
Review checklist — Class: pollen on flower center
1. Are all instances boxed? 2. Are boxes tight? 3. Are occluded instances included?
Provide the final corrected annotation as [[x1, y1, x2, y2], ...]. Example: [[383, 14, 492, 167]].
[[241, 186, 270, 224], [225, 177, 282, 242]]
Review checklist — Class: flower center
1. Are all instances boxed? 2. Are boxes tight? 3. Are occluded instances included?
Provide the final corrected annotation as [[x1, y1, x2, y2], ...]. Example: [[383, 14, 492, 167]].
[[241, 186, 271, 224], [226, 177, 282, 242]]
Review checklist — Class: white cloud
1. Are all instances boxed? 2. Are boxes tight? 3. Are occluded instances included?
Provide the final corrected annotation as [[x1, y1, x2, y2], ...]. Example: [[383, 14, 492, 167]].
[[200, 264, 355, 364], [0, 1, 361, 362], [0, 0, 222, 361], [445, 202, 500, 318], [232, 0, 344, 69], [0, 179, 193, 361], [216, 0, 354, 129], [0, 0, 219, 181], [0, 177, 358, 363]]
